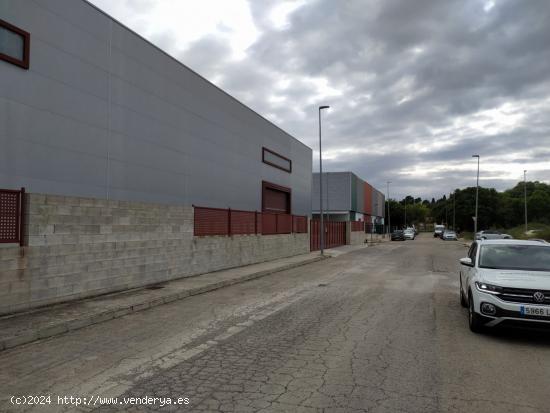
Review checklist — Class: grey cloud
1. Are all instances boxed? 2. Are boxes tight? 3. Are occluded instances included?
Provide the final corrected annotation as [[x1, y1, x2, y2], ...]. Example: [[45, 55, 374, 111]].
[[92, 0, 550, 199], [178, 35, 233, 78]]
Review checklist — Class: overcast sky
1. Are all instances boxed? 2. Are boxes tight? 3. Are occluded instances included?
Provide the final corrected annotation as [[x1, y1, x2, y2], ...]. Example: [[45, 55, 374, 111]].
[[89, 0, 550, 200]]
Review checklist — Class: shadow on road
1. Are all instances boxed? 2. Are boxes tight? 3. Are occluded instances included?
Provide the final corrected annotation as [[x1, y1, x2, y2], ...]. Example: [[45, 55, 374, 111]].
[[484, 325, 550, 346]]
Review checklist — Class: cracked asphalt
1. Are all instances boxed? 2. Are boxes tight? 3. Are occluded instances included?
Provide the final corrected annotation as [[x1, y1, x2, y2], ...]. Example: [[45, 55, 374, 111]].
[[2, 234, 550, 413]]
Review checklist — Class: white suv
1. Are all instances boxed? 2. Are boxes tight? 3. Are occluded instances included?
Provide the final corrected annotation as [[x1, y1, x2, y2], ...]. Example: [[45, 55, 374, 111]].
[[459, 239, 550, 332]]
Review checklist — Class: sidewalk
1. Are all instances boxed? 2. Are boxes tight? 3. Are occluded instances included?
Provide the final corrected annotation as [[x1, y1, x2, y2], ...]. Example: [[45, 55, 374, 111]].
[[0, 252, 325, 352], [323, 241, 381, 257]]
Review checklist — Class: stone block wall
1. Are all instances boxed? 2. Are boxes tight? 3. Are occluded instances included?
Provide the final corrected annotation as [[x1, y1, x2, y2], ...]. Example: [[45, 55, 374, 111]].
[[350, 230, 367, 245], [0, 194, 310, 315]]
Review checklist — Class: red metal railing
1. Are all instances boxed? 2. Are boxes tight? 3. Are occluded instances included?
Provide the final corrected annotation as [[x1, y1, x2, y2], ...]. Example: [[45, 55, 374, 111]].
[[293, 215, 308, 233], [193, 206, 230, 236], [310, 220, 346, 251], [194, 206, 307, 236], [0, 187, 25, 246], [351, 221, 364, 232], [261, 213, 292, 235], [230, 209, 258, 235]]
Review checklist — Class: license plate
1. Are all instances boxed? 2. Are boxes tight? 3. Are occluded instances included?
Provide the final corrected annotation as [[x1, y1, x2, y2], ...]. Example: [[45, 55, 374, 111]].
[[520, 306, 550, 317]]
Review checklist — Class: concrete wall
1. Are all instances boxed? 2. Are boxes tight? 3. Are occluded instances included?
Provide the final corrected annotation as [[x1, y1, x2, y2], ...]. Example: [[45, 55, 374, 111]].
[[0, 0, 311, 215], [0, 193, 310, 315], [350, 229, 366, 245]]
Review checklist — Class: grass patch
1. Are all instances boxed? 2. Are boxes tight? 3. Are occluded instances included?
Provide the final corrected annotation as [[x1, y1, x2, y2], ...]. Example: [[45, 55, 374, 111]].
[[501, 223, 550, 241], [460, 231, 474, 241]]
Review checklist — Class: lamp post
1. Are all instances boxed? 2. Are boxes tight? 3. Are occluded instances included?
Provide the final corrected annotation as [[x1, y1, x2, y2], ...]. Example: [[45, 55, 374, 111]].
[[453, 190, 456, 231], [404, 197, 407, 228], [445, 195, 448, 227], [318, 105, 330, 255], [523, 169, 527, 233], [472, 155, 480, 234], [386, 181, 391, 235]]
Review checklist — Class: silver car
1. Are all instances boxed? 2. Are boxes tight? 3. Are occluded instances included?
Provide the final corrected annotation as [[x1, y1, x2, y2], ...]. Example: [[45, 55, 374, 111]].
[[442, 230, 458, 241], [404, 228, 415, 240], [475, 230, 512, 240]]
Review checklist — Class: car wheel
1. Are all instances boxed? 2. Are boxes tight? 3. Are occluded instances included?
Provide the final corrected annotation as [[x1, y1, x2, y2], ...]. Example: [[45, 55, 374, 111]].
[[468, 293, 484, 333], [460, 278, 467, 308]]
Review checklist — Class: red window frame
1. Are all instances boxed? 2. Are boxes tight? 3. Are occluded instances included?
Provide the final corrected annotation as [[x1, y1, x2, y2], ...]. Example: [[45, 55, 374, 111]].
[[262, 147, 292, 173], [262, 181, 291, 214], [0, 18, 30, 70]]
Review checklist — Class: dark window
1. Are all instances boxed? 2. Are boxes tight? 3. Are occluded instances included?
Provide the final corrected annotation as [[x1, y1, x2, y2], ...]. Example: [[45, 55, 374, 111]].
[[262, 181, 291, 214], [468, 242, 478, 264], [0, 19, 30, 69], [262, 147, 292, 173], [479, 245, 550, 272]]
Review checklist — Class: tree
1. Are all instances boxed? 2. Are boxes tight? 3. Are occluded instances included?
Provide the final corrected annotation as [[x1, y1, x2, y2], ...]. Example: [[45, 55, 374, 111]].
[[528, 190, 550, 223], [412, 180, 550, 232]]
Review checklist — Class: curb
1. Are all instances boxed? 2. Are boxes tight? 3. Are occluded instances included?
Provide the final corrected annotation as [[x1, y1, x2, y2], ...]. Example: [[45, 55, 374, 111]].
[[0, 255, 324, 352]]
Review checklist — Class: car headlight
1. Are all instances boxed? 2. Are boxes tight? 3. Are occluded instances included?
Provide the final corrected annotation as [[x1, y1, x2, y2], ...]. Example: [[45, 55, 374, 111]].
[[475, 282, 503, 295]]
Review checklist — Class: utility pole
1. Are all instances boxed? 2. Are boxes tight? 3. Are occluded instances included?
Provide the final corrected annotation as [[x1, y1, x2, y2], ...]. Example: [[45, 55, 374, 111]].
[[445, 196, 448, 227], [404, 198, 407, 228], [386, 181, 391, 236], [523, 169, 527, 233], [318, 105, 330, 255], [453, 191, 456, 230], [472, 155, 480, 234]]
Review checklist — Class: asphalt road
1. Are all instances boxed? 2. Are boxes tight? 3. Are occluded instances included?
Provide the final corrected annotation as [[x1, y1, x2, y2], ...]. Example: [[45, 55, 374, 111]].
[[2, 234, 550, 413]]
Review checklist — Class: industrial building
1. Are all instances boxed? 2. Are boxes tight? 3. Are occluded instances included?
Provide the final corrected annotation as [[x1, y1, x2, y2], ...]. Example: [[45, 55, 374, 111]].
[[312, 172, 386, 225], [0, 1, 312, 314], [0, 1, 311, 213]]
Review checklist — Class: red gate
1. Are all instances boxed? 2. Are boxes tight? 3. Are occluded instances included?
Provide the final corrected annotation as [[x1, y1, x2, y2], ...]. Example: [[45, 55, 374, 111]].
[[310, 220, 346, 251]]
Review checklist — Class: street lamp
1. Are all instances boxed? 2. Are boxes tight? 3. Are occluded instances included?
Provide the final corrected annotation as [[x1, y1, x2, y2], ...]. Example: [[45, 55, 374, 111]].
[[318, 105, 330, 255], [404, 197, 407, 228], [472, 155, 480, 234], [453, 190, 456, 231], [386, 181, 391, 236], [523, 169, 527, 233]]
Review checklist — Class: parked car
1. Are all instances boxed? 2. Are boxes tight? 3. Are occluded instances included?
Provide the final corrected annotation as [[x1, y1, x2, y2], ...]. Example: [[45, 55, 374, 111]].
[[391, 230, 406, 241], [475, 230, 512, 240], [459, 239, 550, 332], [404, 228, 415, 240], [434, 225, 445, 238], [442, 230, 458, 241]]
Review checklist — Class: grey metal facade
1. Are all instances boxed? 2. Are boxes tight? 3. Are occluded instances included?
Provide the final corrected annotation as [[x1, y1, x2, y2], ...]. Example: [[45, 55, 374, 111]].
[[312, 172, 385, 221], [0, 0, 312, 215], [312, 172, 351, 213]]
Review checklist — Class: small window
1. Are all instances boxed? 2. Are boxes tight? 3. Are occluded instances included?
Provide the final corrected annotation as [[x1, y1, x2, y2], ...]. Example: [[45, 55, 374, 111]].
[[0, 19, 30, 70], [262, 147, 292, 173]]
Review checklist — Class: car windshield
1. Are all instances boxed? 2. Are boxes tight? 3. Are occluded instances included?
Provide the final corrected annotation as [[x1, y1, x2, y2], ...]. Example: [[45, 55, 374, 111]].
[[479, 245, 550, 271]]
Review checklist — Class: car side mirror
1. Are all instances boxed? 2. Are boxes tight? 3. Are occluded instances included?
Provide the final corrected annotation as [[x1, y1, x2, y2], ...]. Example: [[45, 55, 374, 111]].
[[459, 257, 473, 267]]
